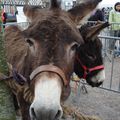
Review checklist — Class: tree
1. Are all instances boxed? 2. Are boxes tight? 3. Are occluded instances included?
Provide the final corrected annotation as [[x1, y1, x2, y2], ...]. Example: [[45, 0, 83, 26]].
[[0, 81, 16, 120]]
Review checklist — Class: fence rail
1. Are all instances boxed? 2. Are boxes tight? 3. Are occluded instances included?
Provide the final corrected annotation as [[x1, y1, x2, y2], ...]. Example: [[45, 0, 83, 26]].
[[99, 36, 120, 93], [1, 0, 49, 7]]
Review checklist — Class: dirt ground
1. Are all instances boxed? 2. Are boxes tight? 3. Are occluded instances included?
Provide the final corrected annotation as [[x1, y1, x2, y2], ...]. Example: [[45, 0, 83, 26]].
[[64, 85, 120, 120], [64, 56, 120, 120]]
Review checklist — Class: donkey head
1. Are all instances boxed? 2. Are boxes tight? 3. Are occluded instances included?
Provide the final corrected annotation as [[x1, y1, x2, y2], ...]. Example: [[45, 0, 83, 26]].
[[74, 22, 109, 87], [22, 0, 102, 119]]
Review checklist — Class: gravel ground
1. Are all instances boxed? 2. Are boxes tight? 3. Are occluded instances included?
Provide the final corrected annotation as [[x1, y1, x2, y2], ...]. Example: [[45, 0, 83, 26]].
[[65, 85, 120, 120]]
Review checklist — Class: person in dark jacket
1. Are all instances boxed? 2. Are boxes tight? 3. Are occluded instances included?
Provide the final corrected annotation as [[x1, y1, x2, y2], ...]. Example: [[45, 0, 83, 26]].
[[87, 9, 104, 27], [88, 9, 104, 21]]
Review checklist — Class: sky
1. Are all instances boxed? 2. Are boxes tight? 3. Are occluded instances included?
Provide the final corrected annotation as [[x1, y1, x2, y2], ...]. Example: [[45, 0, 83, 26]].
[[65, 0, 120, 8], [98, 0, 120, 8]]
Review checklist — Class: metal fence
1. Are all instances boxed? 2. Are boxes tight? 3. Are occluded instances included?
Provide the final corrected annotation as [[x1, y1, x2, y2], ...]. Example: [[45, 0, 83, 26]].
[[100, 35, 120, 93], [1, 0, 49, 7]]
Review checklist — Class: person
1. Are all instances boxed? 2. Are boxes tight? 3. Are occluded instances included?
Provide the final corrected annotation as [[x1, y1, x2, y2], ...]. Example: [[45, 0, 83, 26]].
[[108, 2, 120, 56], [87, 8, 104, 27], [1, 11, 7, 28], [88, 9, 104, 21]]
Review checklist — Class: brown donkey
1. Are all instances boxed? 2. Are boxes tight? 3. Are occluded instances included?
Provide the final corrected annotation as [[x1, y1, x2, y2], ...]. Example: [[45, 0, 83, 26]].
[[4, 0, 103, 120]]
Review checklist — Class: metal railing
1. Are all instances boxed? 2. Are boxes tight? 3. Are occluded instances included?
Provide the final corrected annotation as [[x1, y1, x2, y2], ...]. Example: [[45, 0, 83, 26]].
[[99, 35, 120, 93], [1, 0, 49, 7]]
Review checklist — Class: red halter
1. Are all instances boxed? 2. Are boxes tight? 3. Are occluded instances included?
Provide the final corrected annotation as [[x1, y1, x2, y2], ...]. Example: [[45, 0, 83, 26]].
[[76, 56, 104, 79]]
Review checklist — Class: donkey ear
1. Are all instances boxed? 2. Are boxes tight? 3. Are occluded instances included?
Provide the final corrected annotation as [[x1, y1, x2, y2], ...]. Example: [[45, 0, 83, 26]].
[[5, 25, 23, 38], [84, 22, 110, 41], [68, 0, 102, 24], [50, 0, 61, 9], [23, 5, 42, 21]]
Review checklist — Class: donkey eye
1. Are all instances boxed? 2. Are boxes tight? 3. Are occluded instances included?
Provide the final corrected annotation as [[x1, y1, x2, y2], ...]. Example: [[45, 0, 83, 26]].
[[26, 39, 34, 46], [86, 54, 96, 61], [71, 43, 79, 51]]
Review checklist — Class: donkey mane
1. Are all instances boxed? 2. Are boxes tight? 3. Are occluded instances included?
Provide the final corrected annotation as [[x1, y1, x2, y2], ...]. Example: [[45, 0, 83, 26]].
[[50, 0, 60, 9]]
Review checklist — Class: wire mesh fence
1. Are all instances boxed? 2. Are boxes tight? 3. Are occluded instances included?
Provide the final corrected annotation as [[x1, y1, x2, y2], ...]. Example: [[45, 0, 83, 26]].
[[1, 0, 49, 7]]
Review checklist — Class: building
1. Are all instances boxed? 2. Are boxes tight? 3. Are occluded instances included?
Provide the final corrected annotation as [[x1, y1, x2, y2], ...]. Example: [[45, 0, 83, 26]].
[[61, 0, 76, 10]]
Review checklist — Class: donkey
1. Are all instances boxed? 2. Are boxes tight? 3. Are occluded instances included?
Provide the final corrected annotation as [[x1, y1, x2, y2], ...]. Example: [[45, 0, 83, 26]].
[[4, 0, 104, 120], [74, 22, 109, 87], [4, 22, 109, 119]]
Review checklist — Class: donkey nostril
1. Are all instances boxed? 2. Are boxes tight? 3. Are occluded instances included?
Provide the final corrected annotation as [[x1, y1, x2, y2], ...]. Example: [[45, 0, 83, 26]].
[[55, 109, 62, 119], [31, 107, 37, 118]]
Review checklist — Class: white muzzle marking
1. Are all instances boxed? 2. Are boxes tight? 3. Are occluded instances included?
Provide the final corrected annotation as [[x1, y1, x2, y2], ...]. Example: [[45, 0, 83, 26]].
[[91, 69, 105, 83], [30, 74, 63, 119]]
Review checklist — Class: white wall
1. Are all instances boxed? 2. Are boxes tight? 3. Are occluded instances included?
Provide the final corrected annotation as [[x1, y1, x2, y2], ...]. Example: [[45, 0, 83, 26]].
[[61, 0, 74, 10], [16, 7, 27, 23], [99, 0, 120, 8]]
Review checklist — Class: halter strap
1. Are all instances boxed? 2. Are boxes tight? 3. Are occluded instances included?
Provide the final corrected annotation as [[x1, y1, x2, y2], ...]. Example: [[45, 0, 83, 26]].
[[30, 65, 68, 86], [89, 66, 104, 72], [76, 56, 104, 79]]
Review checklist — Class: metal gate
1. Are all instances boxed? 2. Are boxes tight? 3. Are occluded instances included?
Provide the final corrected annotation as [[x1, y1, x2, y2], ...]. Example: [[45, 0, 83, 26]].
[[100, 35, 120, 93]]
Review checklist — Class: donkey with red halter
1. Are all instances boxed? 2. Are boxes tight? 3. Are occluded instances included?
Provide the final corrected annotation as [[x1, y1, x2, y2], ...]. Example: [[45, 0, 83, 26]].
[[4, 0, 104, 120], [75, 22, 109, 87]]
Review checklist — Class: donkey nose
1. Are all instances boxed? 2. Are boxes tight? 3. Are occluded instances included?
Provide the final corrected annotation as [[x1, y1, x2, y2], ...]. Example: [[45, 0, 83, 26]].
[[30, 105, 63, 120]]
